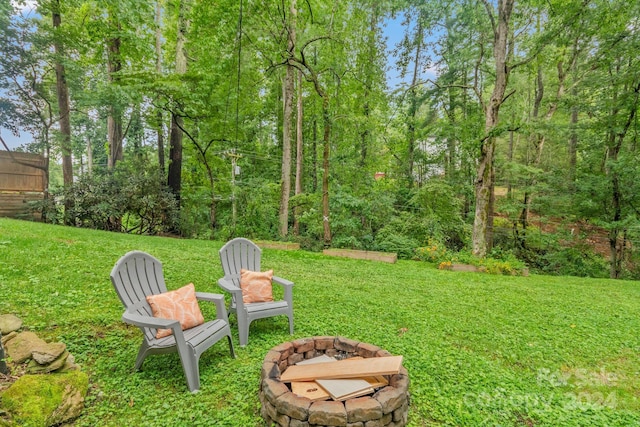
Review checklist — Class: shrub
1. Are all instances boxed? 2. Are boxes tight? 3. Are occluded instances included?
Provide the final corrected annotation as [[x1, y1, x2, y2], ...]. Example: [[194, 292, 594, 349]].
[[415, 245, 528, 276], [373, 232, 420, 259], [414, 239, 452, 263], [409, 179, 469, 250], [536, 245, 609, 278], [46, 164, 179, 234]]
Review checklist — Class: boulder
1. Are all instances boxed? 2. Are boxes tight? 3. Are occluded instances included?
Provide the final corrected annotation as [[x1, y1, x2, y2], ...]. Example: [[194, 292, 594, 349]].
[[55, 353, 81, 373], [27, 350, 69, 374], [4, 331, 47, 364], [32, 342, 67, 365], [0, 314, 22, 334], [0, 371, 89, 427], [1, 331, 17, 345]]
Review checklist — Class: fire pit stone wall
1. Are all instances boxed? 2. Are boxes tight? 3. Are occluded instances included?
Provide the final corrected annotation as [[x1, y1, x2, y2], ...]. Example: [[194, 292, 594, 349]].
[[259, 336, 410, 427]]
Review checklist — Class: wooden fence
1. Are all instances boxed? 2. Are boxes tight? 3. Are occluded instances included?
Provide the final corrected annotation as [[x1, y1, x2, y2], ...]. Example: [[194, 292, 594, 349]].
[[0, 151, 45, 219]]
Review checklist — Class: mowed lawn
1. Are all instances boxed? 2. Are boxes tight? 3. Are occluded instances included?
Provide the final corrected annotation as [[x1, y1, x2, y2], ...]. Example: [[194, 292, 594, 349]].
[[0, 218, 639, 426]]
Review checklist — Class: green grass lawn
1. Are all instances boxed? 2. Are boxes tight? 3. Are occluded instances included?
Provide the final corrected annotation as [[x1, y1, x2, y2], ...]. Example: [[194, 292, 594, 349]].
[[0, 218, 639, 426]]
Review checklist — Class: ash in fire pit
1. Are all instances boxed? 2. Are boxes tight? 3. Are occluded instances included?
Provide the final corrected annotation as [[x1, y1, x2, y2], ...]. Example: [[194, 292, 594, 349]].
[[259, 336, 410, 427]]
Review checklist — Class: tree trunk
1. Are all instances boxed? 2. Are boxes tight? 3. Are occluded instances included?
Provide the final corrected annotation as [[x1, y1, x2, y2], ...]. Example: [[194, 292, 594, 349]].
[[279, 0, 297, 238], [568, 87, 578, 185], [293, 69, 304, 236], [605, 80, 640, 278], [52, 0, 73, 224], [321, 95, 331, 246], [87, 135, 93, 175], [472, 0, 514, 257], [279, 69, 293, 237], [167, 0, 189, 206], [168, 113, 183, 202], [155, 1, 165, 174], [519, 66, 544, 233], [406, 19, 423, 188], [312, 118, 318, 192], [106, 22, 123, 170]]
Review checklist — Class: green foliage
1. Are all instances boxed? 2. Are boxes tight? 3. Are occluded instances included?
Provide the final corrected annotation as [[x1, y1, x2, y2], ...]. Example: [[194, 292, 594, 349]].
[[373, 212, 422, 258], [45, 163, 179, 234], [226, 179, 280, 241], [1, 218, 640, 426], [415, 243, 529, 276], [328, 185, 396, 250], [536, 245, 610, 279], [373, 232, 420, 259], [409, 179, 469, 250], [4, 0, 640, 280], [371, 180, 471, 259]]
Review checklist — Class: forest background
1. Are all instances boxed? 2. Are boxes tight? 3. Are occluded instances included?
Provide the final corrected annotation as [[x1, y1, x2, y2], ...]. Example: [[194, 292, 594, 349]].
[[1, 0, 640, 280]]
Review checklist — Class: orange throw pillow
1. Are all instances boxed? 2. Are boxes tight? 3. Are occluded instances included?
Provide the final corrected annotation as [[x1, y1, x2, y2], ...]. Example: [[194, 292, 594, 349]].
[[240, 269, 274, 304], [146, 283, 205, 339]]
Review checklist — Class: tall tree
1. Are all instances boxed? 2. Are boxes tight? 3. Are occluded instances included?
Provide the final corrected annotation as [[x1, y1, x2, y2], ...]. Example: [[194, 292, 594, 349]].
[[471, 0, 515, 257], [51, 0, 74, 223], [155, 0, 165, 174], [279, 0, 296, 237], [293, 69, 304, 236], [167, 0, 189, 206], [106, 10, 123, 170]]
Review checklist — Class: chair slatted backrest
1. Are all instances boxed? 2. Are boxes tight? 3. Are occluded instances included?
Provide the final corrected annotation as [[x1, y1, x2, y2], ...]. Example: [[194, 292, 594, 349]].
[[110, 251, 168, 341], [219, 238, 262, 288]]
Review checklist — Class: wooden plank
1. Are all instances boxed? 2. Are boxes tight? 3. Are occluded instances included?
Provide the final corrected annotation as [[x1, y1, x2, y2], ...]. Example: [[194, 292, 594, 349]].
[[341, 356, 388, 388], [363, 375, 388, 388], [296, 355, 336, 365], [291, 381, 330, 401], [322, 248, 397, 264], [280, 355, 403, 383], [315, 379, 373, 401]]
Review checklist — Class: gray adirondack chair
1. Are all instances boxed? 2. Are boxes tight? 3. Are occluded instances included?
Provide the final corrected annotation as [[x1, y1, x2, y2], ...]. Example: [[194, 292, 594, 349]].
[[218, 238, 294, 346], [110, 250, 235, 393]]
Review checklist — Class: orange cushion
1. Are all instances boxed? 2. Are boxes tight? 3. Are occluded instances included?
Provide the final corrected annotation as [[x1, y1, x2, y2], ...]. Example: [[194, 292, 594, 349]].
[[146, 283, 205, 339], [240, 269, 274, 304]]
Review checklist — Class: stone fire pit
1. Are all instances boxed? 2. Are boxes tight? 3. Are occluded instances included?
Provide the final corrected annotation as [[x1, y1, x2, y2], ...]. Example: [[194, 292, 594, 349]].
[[259, 336, 410, 427]]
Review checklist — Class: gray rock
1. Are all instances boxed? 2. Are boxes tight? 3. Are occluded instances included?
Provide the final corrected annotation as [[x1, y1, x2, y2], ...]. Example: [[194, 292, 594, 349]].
[[32, 342, 67, 364], [27, 350, 69, 374]]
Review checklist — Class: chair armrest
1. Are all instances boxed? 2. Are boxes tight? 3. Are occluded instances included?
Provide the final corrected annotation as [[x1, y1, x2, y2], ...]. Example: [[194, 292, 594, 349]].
[[122, 311, 180, 330], [218, 278, 243, 295], [273, 276, 294, 304], [272, 276, 294, 288], [195, 292, 229, 322]]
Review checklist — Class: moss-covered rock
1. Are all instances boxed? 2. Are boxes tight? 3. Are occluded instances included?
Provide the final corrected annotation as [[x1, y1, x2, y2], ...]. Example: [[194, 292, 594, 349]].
[[0, 371, 89, 427]]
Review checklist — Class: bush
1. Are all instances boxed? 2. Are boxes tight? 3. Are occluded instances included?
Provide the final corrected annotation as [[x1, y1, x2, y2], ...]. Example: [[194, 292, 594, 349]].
[[373, 232, 420, 259], [328, 184, 396, 250], [409, 179, 469, 250], [233, 179, 280, 239], [413, 239, 452, 263], [535, 245, 609, 278], [46, 164, 179, 234], [414, 244, 529, 276]]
